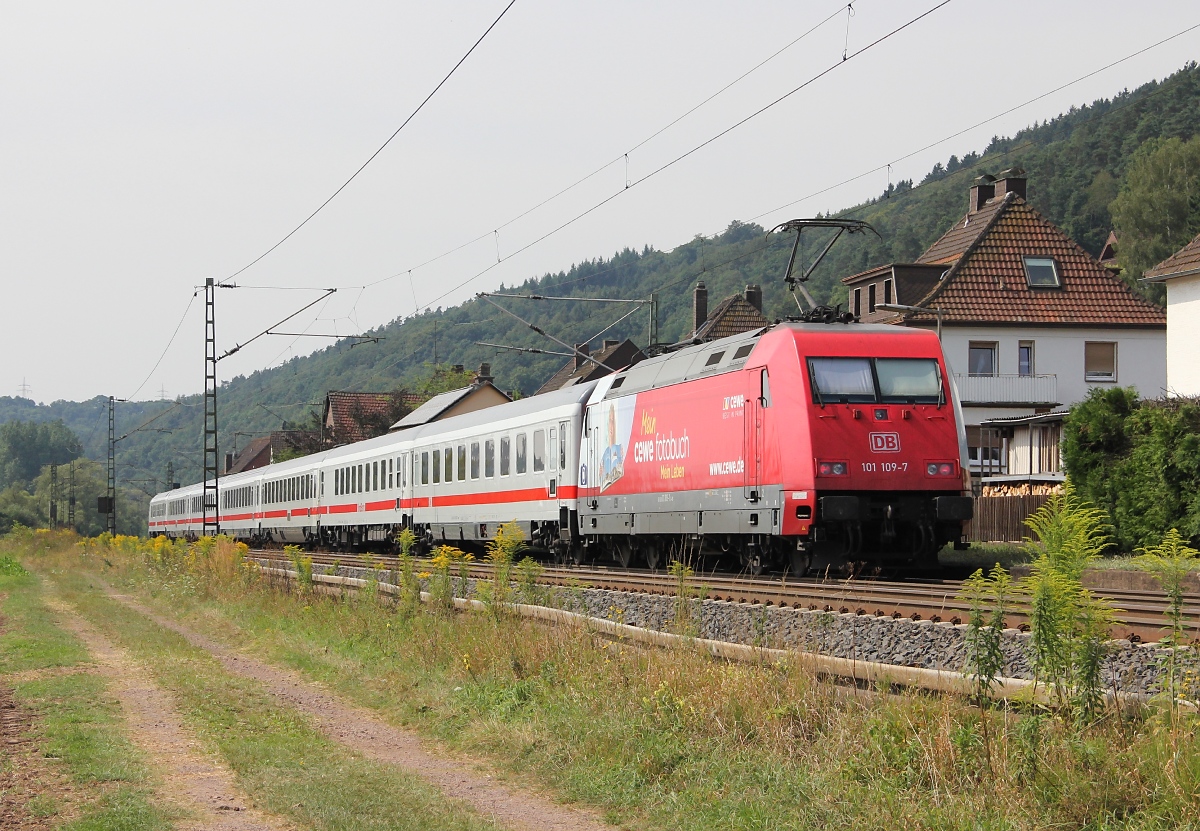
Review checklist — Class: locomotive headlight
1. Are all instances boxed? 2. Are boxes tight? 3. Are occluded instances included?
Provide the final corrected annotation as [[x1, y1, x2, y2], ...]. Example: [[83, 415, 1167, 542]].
[[817, 461, 848, 476], [926, 463, 939, 476], [926, 461, 957, 476]]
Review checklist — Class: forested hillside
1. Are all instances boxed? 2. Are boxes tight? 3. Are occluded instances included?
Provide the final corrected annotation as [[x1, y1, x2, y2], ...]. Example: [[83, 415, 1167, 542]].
[[3, 62, 1199, 505]]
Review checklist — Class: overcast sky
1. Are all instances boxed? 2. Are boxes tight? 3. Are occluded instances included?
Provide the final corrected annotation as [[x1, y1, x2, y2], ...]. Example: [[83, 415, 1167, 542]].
[[3, 0, 1198, 404]]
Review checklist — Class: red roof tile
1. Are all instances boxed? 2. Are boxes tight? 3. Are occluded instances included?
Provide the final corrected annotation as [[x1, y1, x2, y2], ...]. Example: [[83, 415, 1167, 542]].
[[1144, 231, 1200, 281], [905, 195, 1164, 327], [693, 295, 769, 340], [916, 197, 1008, 265], [325, 391, 421, 444]]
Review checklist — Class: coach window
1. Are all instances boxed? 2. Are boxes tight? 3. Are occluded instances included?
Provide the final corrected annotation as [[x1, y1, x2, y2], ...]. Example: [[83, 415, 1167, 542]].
[[533, 430, 545, 472], [559, 423, 569, 471], [500, 436, 511, 476], [444, 448, 453, 482], [400, 455, 406, 487], [485, 439, 495, 478], [516, 433, 527, 474], [433, 449, 441, 484], [470, 442, 480, 479], [421, 452, 429, 486], [358, 464, 364, 493], [388, 459, 393, 490], [457, 445, 466, 480], [760, 369, 772, 407]]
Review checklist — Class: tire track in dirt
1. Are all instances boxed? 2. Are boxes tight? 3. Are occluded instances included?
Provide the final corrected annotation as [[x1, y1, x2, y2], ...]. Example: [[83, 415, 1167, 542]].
[[44, 597, 294, 831], [99, 584, 620, 831]]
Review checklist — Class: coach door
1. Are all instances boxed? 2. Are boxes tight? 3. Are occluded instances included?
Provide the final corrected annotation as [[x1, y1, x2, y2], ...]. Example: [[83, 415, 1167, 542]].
[[744, 368, 767, 502]]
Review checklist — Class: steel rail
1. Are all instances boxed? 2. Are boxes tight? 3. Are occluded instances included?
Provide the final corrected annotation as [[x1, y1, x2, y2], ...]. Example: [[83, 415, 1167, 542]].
[[249, 549, 1196, 644]]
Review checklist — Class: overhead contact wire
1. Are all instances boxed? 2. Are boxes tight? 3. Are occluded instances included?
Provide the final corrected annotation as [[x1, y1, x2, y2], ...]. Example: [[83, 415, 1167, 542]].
[[224, 0, 519, 282]]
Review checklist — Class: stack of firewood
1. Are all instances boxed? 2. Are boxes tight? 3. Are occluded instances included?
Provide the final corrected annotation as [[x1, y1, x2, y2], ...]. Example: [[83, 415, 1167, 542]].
[[980, 482, 1063, 498]]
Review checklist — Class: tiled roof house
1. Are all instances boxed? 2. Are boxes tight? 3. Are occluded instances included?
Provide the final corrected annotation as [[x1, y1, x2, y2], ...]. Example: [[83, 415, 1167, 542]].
[[842, 169, 1166, 477], [535, 339, 646, 396], [1144, 230, 1200, 396], [325, 391, 424, 445], [685, 282, 770, 343], [389, 364, 511, 430]]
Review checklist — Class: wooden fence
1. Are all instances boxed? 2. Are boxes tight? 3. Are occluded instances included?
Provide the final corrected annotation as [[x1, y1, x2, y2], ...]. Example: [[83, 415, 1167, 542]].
[[965, 494, 1050, 543]]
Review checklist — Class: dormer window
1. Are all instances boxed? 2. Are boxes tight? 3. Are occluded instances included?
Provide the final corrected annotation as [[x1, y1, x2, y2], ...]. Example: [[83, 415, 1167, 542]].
[[1023, 256, 1060, 288]]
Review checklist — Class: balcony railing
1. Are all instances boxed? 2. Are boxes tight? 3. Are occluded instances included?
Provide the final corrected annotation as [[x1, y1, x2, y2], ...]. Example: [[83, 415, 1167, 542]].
[[953, 374, 1058, 406]]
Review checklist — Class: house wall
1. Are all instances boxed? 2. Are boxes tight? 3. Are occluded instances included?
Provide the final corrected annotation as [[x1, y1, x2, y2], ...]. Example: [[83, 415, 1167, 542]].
[[936, 324, 1166, 424], [441, 385, 511, 420], [1166, 273, 1200, 396]]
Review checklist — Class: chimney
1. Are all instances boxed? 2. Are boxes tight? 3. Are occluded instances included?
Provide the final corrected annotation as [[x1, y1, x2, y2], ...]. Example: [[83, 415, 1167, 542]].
[[475, 362, 493, 385], [968, 174, 996, 214], [574, 343, 590, 369], [744, 284, 762, 314], [603, 338, 620, 350], [224, 452, 234, 474], [993, 167, 1027, 200], [693, 281, 708, 334]]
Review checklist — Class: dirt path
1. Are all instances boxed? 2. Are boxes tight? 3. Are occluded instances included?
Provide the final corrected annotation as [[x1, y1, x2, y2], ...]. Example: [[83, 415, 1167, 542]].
[[98, 584, 620, 831], [44, 598, 294, 831]]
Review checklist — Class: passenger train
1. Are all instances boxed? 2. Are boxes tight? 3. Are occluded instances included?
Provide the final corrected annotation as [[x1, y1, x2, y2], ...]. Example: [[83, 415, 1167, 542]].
[[149, 320, 974, 575]]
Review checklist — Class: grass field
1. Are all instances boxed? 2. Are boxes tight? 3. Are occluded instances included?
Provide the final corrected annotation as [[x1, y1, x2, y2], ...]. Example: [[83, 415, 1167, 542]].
[[7, 531, 1200, 830], [0, 556, 175, 830]]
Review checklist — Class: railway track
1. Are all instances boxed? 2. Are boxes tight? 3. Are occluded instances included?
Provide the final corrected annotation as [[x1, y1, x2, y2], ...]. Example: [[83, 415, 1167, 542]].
[[250, 549, 1199, 645]]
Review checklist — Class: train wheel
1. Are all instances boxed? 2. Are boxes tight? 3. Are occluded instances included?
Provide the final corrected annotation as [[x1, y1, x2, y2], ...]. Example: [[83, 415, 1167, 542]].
[[790, 550, 810, 578], [614, 539, 634, 569], [643, 543, 661, 571]]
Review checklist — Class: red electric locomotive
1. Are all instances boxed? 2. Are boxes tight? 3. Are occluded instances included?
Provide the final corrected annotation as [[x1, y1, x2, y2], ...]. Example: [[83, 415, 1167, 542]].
[[577, 320, 972, 575]]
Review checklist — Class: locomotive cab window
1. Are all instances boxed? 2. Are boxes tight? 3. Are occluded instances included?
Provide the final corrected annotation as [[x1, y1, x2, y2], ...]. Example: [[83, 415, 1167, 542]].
[[807, 356, 943, 405], [760, 369, 772, 407], [808, 357, 875, 403], [876, 359, 941, 403]]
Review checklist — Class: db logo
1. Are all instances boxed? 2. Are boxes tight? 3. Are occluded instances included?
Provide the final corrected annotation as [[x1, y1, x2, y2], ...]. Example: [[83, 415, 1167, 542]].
[[869, 432, 901, 453]]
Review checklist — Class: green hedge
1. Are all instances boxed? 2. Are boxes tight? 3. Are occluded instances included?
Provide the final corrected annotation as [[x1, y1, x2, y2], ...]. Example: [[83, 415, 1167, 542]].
[[1063, 388, 1200, 550]]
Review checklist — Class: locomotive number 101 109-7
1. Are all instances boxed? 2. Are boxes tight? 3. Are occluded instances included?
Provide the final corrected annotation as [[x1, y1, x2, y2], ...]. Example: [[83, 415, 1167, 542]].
[[861, 461, 908, 473]]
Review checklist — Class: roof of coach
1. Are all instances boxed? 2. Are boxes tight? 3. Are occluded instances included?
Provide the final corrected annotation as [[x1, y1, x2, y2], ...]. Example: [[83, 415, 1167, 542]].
[[405, 380, 598, 442], [603, 328, 767, 399]]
